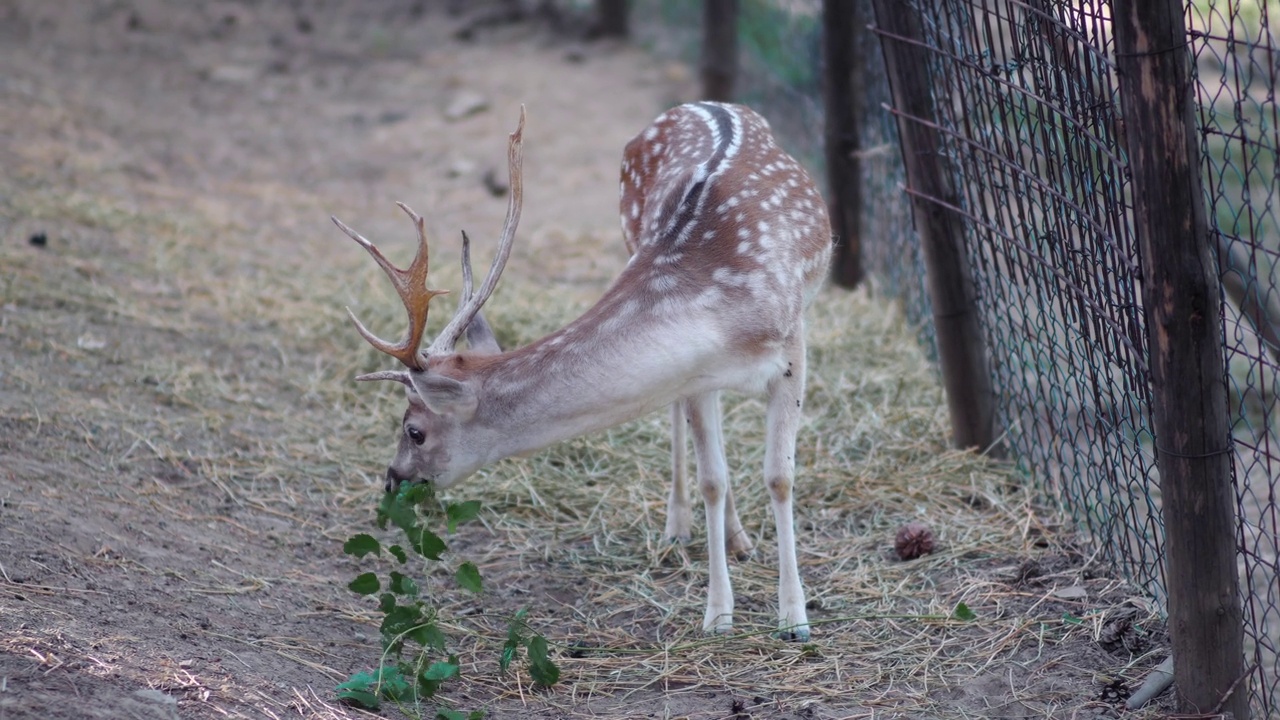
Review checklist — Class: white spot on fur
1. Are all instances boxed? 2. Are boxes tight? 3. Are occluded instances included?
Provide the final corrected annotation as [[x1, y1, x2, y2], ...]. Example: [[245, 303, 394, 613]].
[[649, 273, 679, 294]]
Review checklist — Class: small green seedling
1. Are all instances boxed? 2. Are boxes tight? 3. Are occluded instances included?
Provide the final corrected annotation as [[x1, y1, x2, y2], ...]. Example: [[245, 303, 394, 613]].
[[337, 484, 558, 718]]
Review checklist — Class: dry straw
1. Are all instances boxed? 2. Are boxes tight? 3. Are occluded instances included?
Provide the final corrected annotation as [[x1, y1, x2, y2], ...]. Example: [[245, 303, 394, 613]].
[[0, 181, 1167, 718], [316, 225, 1168, 718]]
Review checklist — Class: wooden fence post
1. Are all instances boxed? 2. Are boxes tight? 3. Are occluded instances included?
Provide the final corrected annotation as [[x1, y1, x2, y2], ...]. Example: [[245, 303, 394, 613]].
[[702, 0, 739, 101], [823, 0, 867, 288], [593, 0, 628, 38], [870, 0, 998, 452], [1113, 2, 1249, 717]]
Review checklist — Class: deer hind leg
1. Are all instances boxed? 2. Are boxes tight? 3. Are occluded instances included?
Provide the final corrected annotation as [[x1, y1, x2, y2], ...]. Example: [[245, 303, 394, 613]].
[[686, 391, 734, 634], [664, 401, 694, 543], [667, 399, 753, 559], [765, 332, 811, 641]]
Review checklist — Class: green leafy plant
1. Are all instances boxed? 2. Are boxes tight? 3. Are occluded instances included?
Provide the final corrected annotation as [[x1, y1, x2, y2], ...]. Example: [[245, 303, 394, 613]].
[[336, 484, 558, 717]]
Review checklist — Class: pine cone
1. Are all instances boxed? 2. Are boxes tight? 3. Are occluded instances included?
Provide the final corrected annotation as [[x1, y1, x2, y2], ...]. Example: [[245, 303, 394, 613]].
[[894, 522, 936, 560]]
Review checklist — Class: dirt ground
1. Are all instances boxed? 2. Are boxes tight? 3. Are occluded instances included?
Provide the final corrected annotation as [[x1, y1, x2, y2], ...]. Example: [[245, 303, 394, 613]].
[[0, 2, 1175, 719]]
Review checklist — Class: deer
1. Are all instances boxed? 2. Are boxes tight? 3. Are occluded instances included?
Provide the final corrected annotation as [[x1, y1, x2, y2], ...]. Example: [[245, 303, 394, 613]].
[[331, 102, 832, 640]]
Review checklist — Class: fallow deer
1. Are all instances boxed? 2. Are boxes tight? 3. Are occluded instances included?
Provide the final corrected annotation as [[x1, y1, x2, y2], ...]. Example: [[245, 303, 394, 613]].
[[332, 102, 832, 639]]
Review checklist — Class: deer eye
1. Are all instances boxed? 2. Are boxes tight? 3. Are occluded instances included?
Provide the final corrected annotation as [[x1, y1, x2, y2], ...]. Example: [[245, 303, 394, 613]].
[[406, 426, 426, 445]]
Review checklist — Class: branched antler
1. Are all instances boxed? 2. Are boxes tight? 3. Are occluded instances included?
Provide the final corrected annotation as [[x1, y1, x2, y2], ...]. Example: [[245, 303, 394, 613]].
[[331, 203, 447, 371], [332, 105, 525, 377], [426, 105, 525, 355]]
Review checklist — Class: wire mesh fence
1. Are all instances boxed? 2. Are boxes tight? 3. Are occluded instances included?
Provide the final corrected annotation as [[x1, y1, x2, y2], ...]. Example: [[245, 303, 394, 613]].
[[628, 0, 1278, 712], [860, 0, 1279, 712]]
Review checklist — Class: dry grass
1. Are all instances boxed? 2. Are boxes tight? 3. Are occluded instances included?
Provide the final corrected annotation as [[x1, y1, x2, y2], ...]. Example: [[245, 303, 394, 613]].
[[289, 224, 1172, 718], [0, 15, 1172, 711], [0, 174, 1172, 716]]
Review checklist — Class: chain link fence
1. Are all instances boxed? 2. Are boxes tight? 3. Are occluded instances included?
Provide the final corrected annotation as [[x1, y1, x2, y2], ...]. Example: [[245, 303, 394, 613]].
[[863, 0, 1279, 712], [628, 0, 1278, 712], [1192, 0, 1280, 713]]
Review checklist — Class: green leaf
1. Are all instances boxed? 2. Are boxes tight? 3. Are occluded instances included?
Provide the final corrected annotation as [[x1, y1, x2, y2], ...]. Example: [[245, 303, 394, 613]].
[[379, 593, 397, 614], [336, 670, 375, 692], [446, 500, 482, 533], [420, 623, 447, 651], [1061, 612, 1083, 625], [378, 485, 431, 532], [336, 688, 380, 709], [373, 665, 414, 701], [526, 635, 560, 687], [348, 572, 380, 596], [388, 544, 409, 564], [952, 602, 977, 621], [423, 661, 459, 681], [381, 602, 425, 631], [530, 657, 560, 688], [455, 562, 482, 594], [407, 622, 440, 650], [499, 613, 525, 673], [343, 534, 381, 558], [436, 709, 484, 720], [389, 571, 419, 597], [412, 528, 448, 560], [381, 604, 427, 647], [500, 642, 517, 673], [401, 482, 433, 505], [336, 666, 411, 709], [526, 635, 550, 664]]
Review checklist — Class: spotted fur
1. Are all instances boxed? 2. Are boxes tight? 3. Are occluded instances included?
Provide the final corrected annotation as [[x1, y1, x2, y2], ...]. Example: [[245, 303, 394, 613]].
[[360, 103, 832, 640]]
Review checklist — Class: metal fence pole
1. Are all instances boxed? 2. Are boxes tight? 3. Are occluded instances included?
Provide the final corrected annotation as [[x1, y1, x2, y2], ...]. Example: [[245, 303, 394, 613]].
[[1113, 1, 1248, 717], [870, 0, 998, 452]]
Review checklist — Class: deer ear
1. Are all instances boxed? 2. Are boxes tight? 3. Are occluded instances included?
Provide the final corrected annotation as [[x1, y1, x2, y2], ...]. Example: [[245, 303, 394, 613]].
[[408, 371, 478, 420], [465, 310, 502, 355]]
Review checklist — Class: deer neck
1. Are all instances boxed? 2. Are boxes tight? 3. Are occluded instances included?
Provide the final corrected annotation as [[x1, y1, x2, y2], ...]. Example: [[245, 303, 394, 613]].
[[461, 298, 718, 463]]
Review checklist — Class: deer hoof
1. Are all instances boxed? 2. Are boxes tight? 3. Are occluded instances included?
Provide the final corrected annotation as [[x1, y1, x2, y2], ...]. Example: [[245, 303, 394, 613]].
[[726, 533, 755, 561], [776, 622, 811, 642]]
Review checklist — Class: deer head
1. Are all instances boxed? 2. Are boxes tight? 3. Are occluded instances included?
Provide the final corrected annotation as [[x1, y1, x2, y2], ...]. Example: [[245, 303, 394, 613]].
[[332, 107, 525, 491]]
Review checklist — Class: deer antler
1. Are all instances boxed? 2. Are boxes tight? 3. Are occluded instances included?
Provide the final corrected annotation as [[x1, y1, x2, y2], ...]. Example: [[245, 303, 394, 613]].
[[331, 105, 525, 377], [426, 105, 525, 356], [331, 203, 447, 372]]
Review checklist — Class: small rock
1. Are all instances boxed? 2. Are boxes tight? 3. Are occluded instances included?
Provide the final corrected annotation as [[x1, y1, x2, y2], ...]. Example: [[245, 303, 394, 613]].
[[1052, 585, 1089, 600], [377, 110, 408, 125], [130, 689, 179, 720], [77, 333, 107, 351], [482, 168, 508, 197], [446, 157, 477, 178], [133, 689, 176, 706], [207, 64, 258, 84], [444, 91, 489, 121]]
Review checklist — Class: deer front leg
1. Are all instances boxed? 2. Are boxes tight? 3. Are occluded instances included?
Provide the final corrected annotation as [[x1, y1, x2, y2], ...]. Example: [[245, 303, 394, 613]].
[[667, 399, 754, 560], [687, 391, 734, 634], [765, 334, 811, 641]]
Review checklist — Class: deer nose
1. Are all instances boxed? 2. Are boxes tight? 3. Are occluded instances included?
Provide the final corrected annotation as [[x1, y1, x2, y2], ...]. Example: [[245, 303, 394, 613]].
[[384, 466, 411, 493]]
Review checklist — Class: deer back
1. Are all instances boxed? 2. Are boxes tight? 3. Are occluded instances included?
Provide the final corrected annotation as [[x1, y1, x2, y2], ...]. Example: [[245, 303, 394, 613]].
[[617, 102, 832, 349]]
